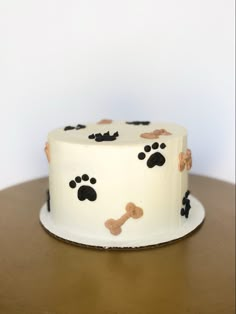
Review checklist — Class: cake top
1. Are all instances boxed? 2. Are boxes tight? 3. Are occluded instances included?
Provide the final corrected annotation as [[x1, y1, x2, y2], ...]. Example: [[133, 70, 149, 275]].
[[48, 120, 187, 146]]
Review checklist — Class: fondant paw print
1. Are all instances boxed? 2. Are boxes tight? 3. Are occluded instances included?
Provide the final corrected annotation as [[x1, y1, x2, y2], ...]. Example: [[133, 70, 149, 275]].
[[180, 190, 191, 218], [69, 174, 97, 201], [141, 129, 172, 139], [88, 131, 119, 142], [179, 149, 192, 171], [138, 142, 166, 168], [126, 121, 150, 126], [46, 190, 50, 212], [105, 203, 143, 235], [64, 124, 86, 131]]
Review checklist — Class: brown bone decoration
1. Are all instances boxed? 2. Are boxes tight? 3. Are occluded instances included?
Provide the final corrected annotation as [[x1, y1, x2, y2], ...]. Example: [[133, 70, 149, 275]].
[[179, 149, 192, 171], [44, 142, 50, 163], [105, 202, 143, 235], [97, 119, 113, 124], [140, 128, 172, 139]]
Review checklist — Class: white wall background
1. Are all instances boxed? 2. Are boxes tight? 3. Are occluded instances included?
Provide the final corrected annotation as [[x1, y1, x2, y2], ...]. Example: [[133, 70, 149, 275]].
[[0, 0, 235, 190]]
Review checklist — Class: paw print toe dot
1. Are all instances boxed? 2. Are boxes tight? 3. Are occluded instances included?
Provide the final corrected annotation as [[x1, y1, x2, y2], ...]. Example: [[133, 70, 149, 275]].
[[75, 176, 81, 183], [138, 152, 146, 160], [144, 145, 151, 152], [90, 178, 96, 184], [160, 143, 166, 149], [69, 180, 76, 188], [152, 142, 159, 149], [82, 174, 89, 181]]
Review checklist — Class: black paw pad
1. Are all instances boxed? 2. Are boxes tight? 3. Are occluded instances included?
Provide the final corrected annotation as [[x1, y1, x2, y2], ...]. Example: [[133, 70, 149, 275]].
[[64, 124, 86, 131], [138, 142, 166, 168], [126, 121, 150, 125], [69, 175, 97, 202], [180, 190, 191, 218], [88, 131, 119, 142]]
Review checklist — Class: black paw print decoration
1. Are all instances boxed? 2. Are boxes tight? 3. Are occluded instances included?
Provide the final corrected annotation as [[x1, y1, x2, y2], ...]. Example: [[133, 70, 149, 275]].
[[88, 131, 119, 142], [126, 121, 150, 125], [69, 174, 97, 201], [46, 189, 50, 212], [64, 124, 86, 131], [180, 190, 191, 218], [138, 142, 166, 168]]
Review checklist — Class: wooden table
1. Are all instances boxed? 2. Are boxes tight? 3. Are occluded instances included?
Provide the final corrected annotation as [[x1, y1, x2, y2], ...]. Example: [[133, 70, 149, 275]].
[[0, 175, 235, 314]]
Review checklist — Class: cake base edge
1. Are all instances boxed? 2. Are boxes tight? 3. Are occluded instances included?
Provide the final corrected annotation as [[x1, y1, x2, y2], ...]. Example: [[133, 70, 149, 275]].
[[39, 195, 205, 250]]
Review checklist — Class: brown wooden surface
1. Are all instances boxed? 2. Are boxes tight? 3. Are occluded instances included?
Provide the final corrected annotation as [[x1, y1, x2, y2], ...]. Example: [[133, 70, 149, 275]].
[[0, 175, 235, 314]]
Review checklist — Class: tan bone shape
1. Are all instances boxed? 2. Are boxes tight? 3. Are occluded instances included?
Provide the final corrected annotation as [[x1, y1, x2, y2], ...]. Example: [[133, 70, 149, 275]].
[[105, 202, 143, 235], [179, 149, 192, 171], [44, 142, 50, 163], [141, 128, 172, 139], [97, 119, 113, 124]]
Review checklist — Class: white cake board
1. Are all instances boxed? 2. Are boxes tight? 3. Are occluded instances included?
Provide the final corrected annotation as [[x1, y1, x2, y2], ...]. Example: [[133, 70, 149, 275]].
[[39, 195, 205, 249]]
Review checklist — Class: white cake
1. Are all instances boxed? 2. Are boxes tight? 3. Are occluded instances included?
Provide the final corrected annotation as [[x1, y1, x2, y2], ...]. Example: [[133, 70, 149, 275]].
[[40, 120, 205, 248]]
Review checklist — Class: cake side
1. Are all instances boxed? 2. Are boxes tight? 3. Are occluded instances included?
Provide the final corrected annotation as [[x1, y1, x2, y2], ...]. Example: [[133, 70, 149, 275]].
[[44, 120, 192, 247]]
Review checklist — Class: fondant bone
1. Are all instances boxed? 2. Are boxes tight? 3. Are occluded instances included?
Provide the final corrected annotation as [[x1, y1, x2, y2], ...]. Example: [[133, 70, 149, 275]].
[[44, 142, 50, 162], [105, 202, 143, 235], [97, 119, 113, 124], [140, 129, 172, 139], [179, 149, 192, 171]]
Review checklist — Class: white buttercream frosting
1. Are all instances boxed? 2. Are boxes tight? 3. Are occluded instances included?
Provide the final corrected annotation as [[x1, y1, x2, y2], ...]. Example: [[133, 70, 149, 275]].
[[44, 121, 192, 248]]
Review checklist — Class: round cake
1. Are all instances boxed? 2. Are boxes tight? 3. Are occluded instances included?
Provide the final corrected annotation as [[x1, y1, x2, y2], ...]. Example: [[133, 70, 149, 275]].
[[40, 119, 205, 248]]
